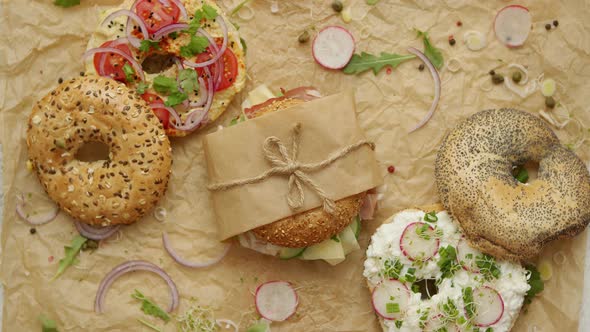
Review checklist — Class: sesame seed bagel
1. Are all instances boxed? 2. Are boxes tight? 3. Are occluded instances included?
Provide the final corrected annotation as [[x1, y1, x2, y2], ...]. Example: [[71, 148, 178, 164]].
[[435, 108, 590, 261], [26, 75, 172, 226]]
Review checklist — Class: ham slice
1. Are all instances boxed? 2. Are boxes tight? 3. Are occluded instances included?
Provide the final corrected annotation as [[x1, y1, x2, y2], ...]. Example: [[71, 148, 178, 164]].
[[360, 192, 378, 220]]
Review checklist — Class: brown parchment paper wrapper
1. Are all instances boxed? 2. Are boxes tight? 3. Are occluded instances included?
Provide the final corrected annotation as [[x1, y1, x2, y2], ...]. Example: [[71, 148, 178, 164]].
[[204, 90, 382, 239], [0, 0, 589, 331]]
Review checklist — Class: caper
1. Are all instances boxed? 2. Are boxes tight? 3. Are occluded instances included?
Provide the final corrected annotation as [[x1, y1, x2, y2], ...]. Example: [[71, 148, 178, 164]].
[[331, 0, 343, 12], [512, 71, 522, 84], [298, 30, 310, 44], [545, 96, 556, 109], [492, 74, 504, 85]]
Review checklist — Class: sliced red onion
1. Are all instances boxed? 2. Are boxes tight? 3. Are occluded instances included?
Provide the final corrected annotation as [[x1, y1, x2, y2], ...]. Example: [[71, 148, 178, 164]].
[[95, 260, 179, 314], [189, 77, 208, 107], [97, 38, 130, 76], [162, 232, 230, 268], [83, 47, 145, 81], [15, 193, 59, 226], [172, 67, 213, 131], [183, 16, 228, 68], [102, 9, 149, 48], [125, 1, 141, 48], [193, 27, 224, 89], [407, 47, 441, 133], [153, 23, 189, 41], [74, 221, 121, 240], [149, 103, 183, 127]]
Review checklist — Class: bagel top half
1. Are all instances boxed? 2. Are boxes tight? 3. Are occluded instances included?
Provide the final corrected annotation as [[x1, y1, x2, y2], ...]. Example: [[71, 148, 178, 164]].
[[435, 108, 590, 261]]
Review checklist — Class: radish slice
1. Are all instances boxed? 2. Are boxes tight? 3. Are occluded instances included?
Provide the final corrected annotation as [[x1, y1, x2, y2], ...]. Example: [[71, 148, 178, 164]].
[[371, 279, 410, 320], [312, 26, 355, 70], [424, 314, 460, 332], [399, 222, 440, 261], [470, 286, 505, 327], [456, 238, 481, 273], [255, 281, 298, 322], [494, 5, 532, 48]]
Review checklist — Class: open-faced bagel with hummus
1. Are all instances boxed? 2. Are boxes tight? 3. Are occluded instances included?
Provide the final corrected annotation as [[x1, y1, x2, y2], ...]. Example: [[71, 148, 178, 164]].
[[435, 108, 590, 261], [364, 205, 532, 332], [234, 85, 379, 265], [84, 0, 246, 137]]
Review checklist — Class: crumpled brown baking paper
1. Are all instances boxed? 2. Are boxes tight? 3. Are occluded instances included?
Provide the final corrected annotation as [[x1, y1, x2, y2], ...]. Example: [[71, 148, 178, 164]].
[[204, 90, 382, 239], [0, 0, 589, 331]]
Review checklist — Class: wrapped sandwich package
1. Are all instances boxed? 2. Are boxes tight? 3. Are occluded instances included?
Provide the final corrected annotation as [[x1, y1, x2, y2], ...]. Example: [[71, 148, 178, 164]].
[[1, 0, 589, 331], [203, 91, 382, 239]]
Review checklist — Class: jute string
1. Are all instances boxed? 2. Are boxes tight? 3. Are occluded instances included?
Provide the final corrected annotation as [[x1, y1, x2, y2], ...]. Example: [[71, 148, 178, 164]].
[[208, 123, 375, 214]]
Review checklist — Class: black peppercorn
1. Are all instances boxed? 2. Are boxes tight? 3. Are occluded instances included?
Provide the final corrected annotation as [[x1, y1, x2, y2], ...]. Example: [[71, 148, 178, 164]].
[[30, 228, 36, 235], [492, 74, 504, 85], [449, 38, 456, 46], [553, 20, 559, 27], [418, 64, 425, 71], [545, 23, 551, 31], [58, 77, 63, 84], [489, 70, 496, 76]]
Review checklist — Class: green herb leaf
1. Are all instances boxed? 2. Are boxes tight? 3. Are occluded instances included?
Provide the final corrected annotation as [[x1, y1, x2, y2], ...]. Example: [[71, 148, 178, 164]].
[[137, 318, 162, 332], [485, 328, 494, 332], [463, 287, 476, 318], [132, 289, 171, 322], [39, 314, 59, 332], [395, 320, 403, 328], [52, 235, 87, 281], [514, 167, 529, 183], [424, 211, 438, 222], [524, 265, 544, 304], [180, 35, 210, 58], [139, 39, 161, 52], [54, 0, 80, 8], [405, 267, 417, 283], [165, 91, 189, 107], [416, 30, 444, 69], [331, 235, 341, 242], [122, 63, 135, 83], [186, 10, 204, 35], [343, 52, 416, 75], [415, 223, 431, 240], [202, 4, 218, 19], [178, 69, 199, 93], [240, 37, 248, 55], [383, 259, 404, 279], [137, 82, 150, 95], [153, 76, 178, 95], [437, 245, 461, 279], [386, 302, 400, 313], [246, 321, 270, 332]]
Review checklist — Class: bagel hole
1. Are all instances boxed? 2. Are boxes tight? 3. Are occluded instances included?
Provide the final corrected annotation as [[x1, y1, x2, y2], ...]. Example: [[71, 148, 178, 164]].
[[75, 141, 110, 162], [141, 53, 176, 74], [412, 279, 438, 300], [512, 160, 540, 183]]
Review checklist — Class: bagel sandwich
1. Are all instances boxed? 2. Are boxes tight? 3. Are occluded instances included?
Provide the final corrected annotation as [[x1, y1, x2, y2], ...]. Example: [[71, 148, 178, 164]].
[[84, 0, 246, 137], [233, 85, 379, 265]]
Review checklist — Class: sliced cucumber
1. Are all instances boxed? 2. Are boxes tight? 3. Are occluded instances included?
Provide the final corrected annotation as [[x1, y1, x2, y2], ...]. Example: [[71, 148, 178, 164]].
[[279, 247, 306, 260], [340, 226, 360, 255], [324, 257, 346, 266], [302, 238, 345, 261], [351, 215, 361, 239]]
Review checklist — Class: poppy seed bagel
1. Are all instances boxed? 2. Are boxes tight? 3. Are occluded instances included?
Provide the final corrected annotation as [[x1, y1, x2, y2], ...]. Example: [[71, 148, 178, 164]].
[[435, 108, 590, 261], [27, 76, 172, 226]]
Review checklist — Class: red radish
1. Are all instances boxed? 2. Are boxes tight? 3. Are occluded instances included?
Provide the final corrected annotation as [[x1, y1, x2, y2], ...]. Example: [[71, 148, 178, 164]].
[[255, 281, 298, 322], [371, 279, 410, 320], [312, 26, 355, 69], [494, 5, 531, 48], [468, 286, 505, 327], [424, 314, 461, 332], [399, 222, 440, 261], [456, 238, 481, 273]]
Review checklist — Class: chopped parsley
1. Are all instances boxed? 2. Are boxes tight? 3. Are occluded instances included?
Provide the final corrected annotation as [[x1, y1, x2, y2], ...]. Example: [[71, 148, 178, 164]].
[[122, 63, 135, 83], [462, 287, 476, 318], [386, 302, 400, 314], [178, 69, 199, 93], [139, 39, 161, 52], [153, 76, 188, 107], [475, 254, 501, 280], [404, 267, 417, 283], [424, 211, 438, 222], [437, 246, 461, 279], [180, 35, 210, 58], [137, 81, 150, 95], [54, 0, 80, 7], [39, 314, 58, 332], [132, 289, 170, 322], [395, 320, 403, 328], [524, 264, 544, 304]]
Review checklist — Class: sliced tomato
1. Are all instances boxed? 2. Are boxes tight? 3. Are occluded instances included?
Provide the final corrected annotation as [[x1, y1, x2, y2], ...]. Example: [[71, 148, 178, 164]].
[[93, 40, 133, 83], [141, 93, 170, 129], [135, 0, 181, 34], [195, 41, 239, 92]]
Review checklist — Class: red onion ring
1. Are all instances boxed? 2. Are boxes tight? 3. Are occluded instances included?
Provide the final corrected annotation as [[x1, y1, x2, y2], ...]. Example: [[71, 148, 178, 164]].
[[162, 232, 230, 268], [74, 221, 121, 240], [149, 103, 183, 127], [152, 23, 189, 41], [15, 193, 59, 226], [125, 1, 141, 49], [193, 27, 224, 90], [189, 77, 208, 107], [102, 9, 149, 49], [95, 260, 179, 314], [97, 38, 130, 76], [83, 47, 145, 81], [182, 16, 228, 68], [407, 47, 441, 133]]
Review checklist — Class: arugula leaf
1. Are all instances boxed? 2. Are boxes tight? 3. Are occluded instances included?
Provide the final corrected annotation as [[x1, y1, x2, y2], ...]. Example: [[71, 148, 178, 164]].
[[122, 64, 135, 83], [52, 235, 87, 281], [153, 76, 178, 95], [139, 39, 161, 52], [366, 0, 380, 4], [343, 52, 415, 75], [462, 287, 476, 318], [416, 30, 444, 69], [231, 0, 253, 16], [165, 91, 189, 107], [178, 69, 199, 93], [54, 0, 80, 8], [39, 314, 59, 332], [394, 320, 403, 328], [202, 4, 218, 19], [437, 245, 461, 279], [180, 35, 209, 58], [132, 289, 170, 322], [240, 37, 248, 55], [524, 265, 544, 304], [137, 82, 150, 95]]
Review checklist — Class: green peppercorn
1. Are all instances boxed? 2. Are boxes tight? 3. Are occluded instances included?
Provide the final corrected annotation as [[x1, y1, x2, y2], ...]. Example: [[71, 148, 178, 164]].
[[492, 74, 504, 85], [545, 23, 551, 30], [489, 69, 496, 76], [82, 239, 99, 251], [298, 30, 310, 44], [331, 0, 343, 12], [545, 96, 556, 109], [418, 64, 425, 71], [512, 71, 522, 84]]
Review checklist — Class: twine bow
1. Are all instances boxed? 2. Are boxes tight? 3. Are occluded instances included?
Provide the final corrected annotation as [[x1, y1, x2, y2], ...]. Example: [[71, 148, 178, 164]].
[[208, 123, 375, 214]]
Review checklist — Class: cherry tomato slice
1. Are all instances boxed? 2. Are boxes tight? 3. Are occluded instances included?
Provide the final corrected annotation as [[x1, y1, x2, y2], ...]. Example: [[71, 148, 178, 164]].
[[135, 0, 181, 34], [141, 93, 170, 129], [93, 40, 133, 83], [195, 41, 239, 92]]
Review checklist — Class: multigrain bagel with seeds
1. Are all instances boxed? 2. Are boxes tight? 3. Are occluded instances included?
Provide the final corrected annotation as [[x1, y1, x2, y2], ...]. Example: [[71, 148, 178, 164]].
[[435, 108, 590, 261], [26, 75, 172, 226]]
